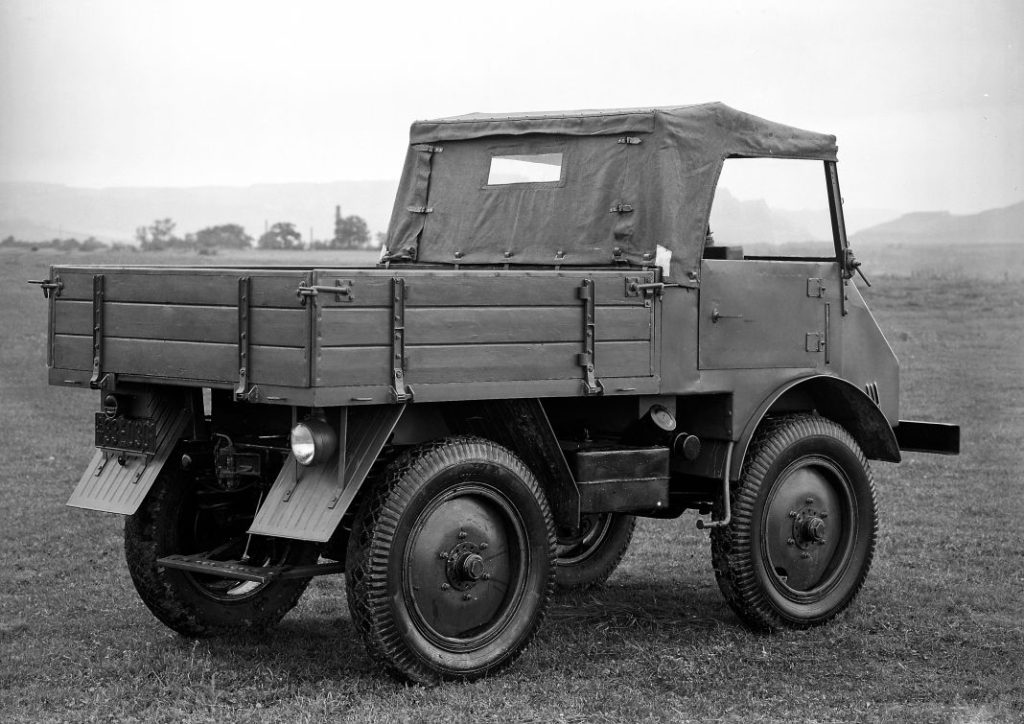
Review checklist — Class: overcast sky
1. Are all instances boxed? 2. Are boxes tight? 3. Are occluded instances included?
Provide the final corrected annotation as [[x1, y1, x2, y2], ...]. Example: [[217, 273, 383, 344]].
[[1, 0, 1021, 215]]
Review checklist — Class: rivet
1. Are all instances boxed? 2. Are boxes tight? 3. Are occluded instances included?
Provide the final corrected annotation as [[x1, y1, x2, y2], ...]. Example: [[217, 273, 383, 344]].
[[440, 583, 450, 590], [788, 511, 798, 518], [479, 542, 488, 550], [787, 538, 795, 546], [805, 497, 814, 504], [482, 573, 491, 580], [801, 552, 811, 559], [439, 552, 448, 559], [458, 531, 467, 539], [463, 594, 472, 601]]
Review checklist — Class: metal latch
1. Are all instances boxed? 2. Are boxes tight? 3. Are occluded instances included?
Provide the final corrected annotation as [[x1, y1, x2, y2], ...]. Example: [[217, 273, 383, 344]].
[[27, 277, 63, 298], [806, 332, 826, 353], [297, 280, 354, 304], [609, 203, 634, 214], [807, 278, 826, 298]]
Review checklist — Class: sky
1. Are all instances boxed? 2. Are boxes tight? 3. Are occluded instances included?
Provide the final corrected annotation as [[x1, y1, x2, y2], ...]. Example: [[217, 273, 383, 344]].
[[1, 0, 1021, 215]]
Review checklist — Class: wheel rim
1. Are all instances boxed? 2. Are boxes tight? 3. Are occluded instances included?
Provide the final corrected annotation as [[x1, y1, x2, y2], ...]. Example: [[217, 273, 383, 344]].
[[555, 514, 614, 565], [403, 482, 530, 651], [761, 455, 856, 602]]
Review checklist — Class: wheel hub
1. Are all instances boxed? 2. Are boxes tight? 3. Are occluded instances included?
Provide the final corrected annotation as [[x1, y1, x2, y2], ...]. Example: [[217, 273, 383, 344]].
[[444, 540, 489, 591], [790, 504, 829, 550]]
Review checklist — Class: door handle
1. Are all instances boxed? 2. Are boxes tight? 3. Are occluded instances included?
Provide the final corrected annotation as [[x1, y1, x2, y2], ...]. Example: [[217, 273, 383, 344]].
[[711, 307, 743, 323]]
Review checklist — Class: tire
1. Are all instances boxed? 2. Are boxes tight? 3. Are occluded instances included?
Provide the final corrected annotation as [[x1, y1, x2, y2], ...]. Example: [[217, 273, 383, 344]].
[[124, 462, 318, 637], [710, 414, 877, 631], [345, 436, 556, 684], [555, 513, 636, 590]]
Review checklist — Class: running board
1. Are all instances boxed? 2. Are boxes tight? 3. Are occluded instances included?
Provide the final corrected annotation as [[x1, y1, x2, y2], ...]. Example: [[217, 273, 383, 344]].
[[156, 554, 345, 583]]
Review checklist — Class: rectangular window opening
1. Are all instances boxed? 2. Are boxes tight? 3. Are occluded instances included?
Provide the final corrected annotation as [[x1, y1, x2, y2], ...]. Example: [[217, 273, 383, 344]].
[[487, 153, 563, 186]]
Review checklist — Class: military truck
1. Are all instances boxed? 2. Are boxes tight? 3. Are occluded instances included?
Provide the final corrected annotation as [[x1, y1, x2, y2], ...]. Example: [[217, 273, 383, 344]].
[[33, 103, 959, 683]]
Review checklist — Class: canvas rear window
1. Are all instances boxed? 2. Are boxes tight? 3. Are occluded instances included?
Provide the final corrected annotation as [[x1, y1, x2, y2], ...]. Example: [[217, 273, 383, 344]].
[[486, 152, 564, 186]]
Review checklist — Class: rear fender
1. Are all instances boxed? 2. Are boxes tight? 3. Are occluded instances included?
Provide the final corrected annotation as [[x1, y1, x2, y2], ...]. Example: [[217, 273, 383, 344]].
[[731, 375, 900, 480], [67, 389, 192, 514], [247, 404, 406, 542]]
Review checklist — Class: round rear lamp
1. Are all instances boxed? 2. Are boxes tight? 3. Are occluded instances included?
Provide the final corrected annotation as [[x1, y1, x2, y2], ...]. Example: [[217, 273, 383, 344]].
[[290, 419, 337, 466]]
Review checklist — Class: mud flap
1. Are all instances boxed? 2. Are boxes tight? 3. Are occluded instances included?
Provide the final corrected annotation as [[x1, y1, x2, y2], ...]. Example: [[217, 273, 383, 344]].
[[247, 404, 405, 542], [67, 395, 190, 515]]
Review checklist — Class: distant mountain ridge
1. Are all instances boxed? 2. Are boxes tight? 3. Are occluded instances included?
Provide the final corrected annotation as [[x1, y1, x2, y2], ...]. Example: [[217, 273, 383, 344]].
[[0, 180, 399, 243], [851, 201, 1024, 246]]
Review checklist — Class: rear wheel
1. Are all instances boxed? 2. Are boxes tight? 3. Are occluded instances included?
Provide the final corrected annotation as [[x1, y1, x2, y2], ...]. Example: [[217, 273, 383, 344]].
[[124, 462, 317, 637], [711, 414, 877, 630], [555, 513, 636, 590], [346, 437, 555, 683]]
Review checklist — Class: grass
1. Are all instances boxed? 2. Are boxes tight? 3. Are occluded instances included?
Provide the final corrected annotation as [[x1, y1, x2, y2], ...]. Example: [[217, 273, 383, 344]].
[[1, 247, 1022, 723]]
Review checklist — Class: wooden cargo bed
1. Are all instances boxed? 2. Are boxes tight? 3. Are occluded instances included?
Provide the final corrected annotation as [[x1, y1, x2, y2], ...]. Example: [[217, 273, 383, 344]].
[[48, 265, 661, 405]]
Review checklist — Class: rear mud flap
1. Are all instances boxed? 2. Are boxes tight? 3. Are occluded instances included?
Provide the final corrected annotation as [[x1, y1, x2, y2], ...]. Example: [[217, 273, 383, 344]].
[[67, 396, 190, 515], [248, 404, 405, 542]]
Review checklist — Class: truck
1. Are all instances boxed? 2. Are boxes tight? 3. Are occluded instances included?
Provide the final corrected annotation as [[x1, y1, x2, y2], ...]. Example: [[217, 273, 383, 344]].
[[33, 103, 959, 684]]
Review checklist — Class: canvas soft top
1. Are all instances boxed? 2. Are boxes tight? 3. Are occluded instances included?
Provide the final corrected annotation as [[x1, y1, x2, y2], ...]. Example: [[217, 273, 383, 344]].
[[385, 103, 837, 278]]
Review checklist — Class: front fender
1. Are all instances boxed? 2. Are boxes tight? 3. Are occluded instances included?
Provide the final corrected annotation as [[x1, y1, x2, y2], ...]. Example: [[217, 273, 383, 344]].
[[731, 374, 900, 480]]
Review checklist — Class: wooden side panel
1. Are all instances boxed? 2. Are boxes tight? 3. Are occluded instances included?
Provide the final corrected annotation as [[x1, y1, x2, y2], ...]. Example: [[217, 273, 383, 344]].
[[313, 269, 658, 391], [50, 268, 311, 387]]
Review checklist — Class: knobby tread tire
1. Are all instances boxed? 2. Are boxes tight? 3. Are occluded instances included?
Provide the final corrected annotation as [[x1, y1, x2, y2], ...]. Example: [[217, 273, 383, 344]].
[[555, 514, 637, 591], [345, 436, 556, 684], [124, 466, 316, 638], [710, 414, 878, 631]]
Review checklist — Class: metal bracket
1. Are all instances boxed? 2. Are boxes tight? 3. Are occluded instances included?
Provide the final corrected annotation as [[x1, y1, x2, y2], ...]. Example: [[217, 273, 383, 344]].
[[234, 276, 252, 400], [578, 279, 603, 395], [89, 274, 105, 389], [806, 277, 826, 298], [805, 332, 825, 353], [617, 136, 643, 145], [391, 277, 412, 402]]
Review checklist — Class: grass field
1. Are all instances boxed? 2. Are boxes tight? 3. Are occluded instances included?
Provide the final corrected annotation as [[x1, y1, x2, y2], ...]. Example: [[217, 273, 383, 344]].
[[1, 247, 1021, 723]]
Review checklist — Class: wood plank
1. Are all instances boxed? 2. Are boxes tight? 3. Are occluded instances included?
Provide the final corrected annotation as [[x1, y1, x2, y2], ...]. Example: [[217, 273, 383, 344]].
[[57, 268, 307, 307], [407, 342, 579, 384], [317, 304, 651, 347], [316, 346, 391, 387], [313, 269, 650, 307], [53, 334, 92, 371], [597, 340, 653, 378], [100, 339, 308, 386]]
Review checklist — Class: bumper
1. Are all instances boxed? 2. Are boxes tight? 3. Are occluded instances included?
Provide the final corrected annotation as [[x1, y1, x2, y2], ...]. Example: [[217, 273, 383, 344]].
[[894, 420, 960, 455]]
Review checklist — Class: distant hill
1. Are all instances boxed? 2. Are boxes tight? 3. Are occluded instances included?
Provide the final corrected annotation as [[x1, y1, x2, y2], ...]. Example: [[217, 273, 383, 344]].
[[0, 180, 399, 243], [851, 201, 1024, 246]]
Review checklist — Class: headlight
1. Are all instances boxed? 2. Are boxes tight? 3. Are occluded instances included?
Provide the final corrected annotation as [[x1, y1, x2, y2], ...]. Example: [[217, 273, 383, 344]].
[[290, 418, 337, 466]]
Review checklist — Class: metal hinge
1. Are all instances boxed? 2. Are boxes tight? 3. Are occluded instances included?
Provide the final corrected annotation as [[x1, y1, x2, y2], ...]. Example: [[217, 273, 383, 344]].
[[420, 145, 443, 154], [390, 277, 412, 402], [234, 276, 252, 400], [609, 203, 634, 214], [617, 136, 643, 145], [578, 279, 603, 395], [89, 274, 105, 389], [407, 206, 434, 214]]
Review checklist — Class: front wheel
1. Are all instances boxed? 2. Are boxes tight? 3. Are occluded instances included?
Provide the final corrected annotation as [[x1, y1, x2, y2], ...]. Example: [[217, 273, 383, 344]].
[[345, 437, 556, 683], [124, 462, 318, 637], [710, 415, 877, 630]]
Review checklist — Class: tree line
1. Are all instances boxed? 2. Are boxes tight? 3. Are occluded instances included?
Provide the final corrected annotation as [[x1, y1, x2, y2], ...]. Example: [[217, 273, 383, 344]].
[[136, 212, 379, 252]]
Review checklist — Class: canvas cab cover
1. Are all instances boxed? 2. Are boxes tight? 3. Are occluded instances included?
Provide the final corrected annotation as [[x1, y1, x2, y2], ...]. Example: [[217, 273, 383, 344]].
[[384, 102, 837, 279]]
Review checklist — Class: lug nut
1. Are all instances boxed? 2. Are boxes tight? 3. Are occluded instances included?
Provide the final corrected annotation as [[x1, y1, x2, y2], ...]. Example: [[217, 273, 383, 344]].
[[479, 542, 488, 550], [440, 583, 450, 591], [463, 594, 472, 601]]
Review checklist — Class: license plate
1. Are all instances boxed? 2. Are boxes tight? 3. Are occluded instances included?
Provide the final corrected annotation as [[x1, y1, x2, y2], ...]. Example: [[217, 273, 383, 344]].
[[95, 413, 157, 455]]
